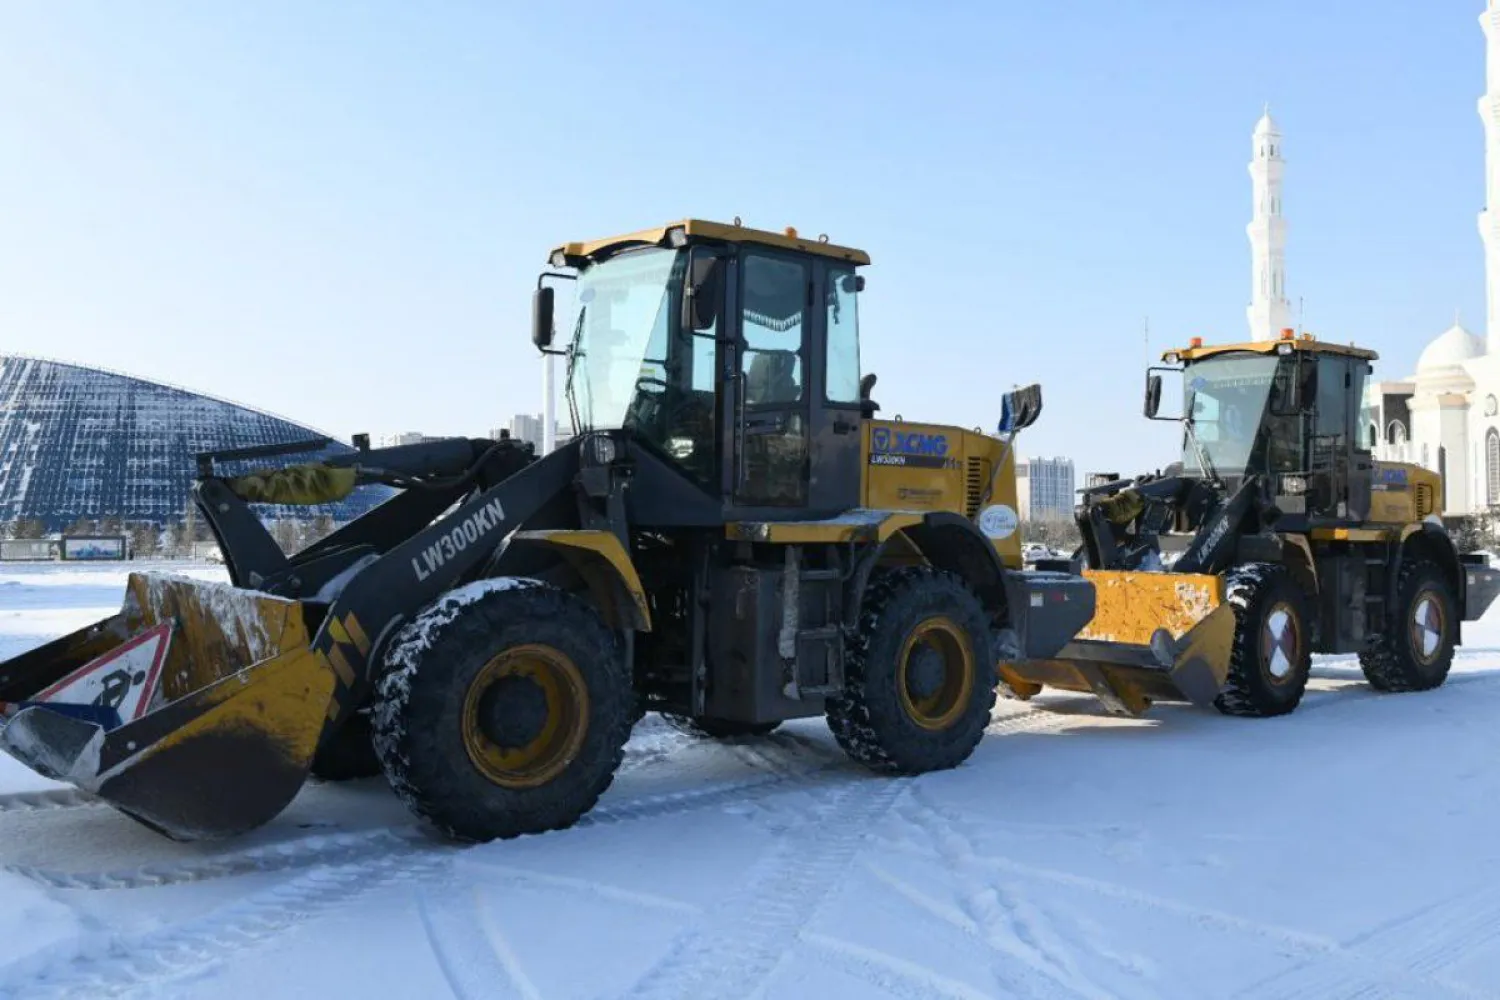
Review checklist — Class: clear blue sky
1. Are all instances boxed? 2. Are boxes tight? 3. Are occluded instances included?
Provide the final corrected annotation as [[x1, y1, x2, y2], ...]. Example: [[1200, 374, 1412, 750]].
[[0, 2, 1490, 479]]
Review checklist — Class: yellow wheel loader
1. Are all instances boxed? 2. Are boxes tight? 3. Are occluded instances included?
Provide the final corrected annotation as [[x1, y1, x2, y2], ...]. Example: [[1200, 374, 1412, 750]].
[[1003, 331, 1500, 718], [0, 219, 1205, 844]]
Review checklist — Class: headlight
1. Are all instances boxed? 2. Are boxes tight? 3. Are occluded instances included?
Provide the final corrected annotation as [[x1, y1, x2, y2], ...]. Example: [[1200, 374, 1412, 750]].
[[588, 434, 618, 465], [668, 437, 695, 459], [1279, 475, 1307, 495]]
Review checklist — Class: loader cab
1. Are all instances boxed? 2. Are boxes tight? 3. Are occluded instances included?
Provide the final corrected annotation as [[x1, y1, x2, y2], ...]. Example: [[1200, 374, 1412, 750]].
[[534, 220, 870, 522], [1149, 334, 1378, 525]]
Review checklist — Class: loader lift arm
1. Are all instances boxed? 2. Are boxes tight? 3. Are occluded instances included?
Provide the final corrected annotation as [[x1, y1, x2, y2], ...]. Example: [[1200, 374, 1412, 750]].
[[192, 435, 540, 598]]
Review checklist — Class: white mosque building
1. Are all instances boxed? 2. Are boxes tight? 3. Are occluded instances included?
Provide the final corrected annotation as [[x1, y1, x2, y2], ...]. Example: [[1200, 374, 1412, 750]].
[[1360, 2, 1500, 515]]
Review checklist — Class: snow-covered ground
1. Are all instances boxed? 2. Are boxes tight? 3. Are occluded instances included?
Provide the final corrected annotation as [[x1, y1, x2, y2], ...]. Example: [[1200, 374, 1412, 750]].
[[4, 561, 1500, 999]]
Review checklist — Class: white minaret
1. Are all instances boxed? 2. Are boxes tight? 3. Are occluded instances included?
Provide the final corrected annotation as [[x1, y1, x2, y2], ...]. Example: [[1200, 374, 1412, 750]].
[[1246, 106, 1292, 342], [1480, 2, 1500, 351]]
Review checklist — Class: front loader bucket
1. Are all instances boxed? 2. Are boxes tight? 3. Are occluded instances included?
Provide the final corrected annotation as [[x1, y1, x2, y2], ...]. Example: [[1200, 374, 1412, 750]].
[[0, 573, 337, 840], [1000, 570, 1235, 716]]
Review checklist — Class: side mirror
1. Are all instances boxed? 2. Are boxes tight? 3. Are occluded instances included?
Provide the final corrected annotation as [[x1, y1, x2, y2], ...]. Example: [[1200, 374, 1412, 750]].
[[532, 286, 555, 351], [998, 383, 1043, 434], [681, 252, 721, 332], [840, 273, 865, 293], [1144, 374, 1162, 418]]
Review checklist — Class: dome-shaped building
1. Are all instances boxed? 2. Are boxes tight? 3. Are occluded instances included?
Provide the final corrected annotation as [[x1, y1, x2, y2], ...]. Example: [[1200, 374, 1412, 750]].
[[0, 354, 392, 533], [1415, 322, 1485, 383], [1366, 320, 1487, 512]]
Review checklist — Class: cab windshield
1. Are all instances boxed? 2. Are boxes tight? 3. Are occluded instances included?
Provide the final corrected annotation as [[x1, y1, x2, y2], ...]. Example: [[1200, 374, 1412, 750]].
[[564, 246, 684, 433], [1181, 353, 1303, 476]]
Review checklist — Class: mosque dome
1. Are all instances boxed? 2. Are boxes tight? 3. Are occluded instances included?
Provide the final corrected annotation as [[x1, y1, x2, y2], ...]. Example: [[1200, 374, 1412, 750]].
[[1416, 322, 1485, 373]]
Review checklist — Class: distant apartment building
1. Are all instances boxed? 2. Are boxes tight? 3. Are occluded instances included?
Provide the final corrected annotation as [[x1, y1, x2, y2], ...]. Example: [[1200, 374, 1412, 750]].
[[378, 431, 438, 448], [499, 414, 575, 453], [1018, 456, 1076, 521]]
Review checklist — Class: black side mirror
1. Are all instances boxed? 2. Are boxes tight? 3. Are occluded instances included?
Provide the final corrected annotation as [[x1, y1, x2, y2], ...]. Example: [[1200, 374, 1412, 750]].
[[840, 273, 865, 294], [681, 251, 721, 332], [1144, 374, 1162, 418], [999, 383, 1043, 434], [532, 286, 555, 351]]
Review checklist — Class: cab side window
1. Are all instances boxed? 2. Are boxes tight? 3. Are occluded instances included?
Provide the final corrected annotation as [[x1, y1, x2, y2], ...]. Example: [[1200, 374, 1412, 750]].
[[825, 268, 861, 404]]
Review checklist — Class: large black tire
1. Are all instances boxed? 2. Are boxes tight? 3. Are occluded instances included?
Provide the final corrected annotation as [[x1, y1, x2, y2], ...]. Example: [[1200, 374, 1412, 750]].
[[309, 711, 382, 781], [1359, 557, 1457, 692], [1214, 563, 1314, 718], [659, 714, 781, 739], [370, 580, 634, 842], [826, 566, 996, 774]]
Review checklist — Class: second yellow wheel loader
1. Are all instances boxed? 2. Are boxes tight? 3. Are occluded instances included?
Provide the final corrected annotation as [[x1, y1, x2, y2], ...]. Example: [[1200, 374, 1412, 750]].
[[1004, 331, 1500, 718], [0, 219, 1232, 845]]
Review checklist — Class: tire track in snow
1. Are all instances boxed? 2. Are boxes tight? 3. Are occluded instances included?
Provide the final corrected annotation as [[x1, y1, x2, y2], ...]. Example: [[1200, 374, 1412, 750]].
[[418, 880, 544, 1000], [985, 705, 1099, 737], [896, 791, 1123, 1000], [0, 788, 102, 813], [7, 842, 458, 1000], [12, 737, 862, 996], [6, 730, 845, 895], [7, 827, 425, 890], [617, 776, 912, 1000], [1233, 884, 1500, 1000], [801, 931, 1004, 1000]]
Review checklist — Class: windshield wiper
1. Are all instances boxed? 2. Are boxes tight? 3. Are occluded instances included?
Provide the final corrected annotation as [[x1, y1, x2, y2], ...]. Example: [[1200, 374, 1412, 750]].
[[563, 311, 586, 436], [1183, 416, 1221, 485]]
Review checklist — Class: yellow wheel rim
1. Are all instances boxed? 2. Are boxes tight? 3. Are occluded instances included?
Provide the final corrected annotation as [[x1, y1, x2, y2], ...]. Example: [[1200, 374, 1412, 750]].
[[896, 616, 974, 731], [461, 644, 589, 789]]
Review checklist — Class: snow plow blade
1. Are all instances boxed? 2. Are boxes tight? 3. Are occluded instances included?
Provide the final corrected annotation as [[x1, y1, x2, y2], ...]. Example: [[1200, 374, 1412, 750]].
[[999, 571, 1235, 716], [0, 573, 337, 840]]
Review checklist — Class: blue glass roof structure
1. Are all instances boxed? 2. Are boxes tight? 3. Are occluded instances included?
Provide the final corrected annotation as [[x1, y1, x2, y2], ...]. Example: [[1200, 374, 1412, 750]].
[[0, 355, 392, 531]]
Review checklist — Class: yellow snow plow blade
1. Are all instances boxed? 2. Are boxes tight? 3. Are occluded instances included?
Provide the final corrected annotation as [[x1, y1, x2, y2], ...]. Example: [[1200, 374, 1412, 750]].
[[1000, 570, 1236, 716], [0, 573, 337, 840]]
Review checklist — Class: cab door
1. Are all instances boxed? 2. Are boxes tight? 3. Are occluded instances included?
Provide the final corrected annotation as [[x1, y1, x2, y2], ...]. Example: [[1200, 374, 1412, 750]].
[[730, 249, 812, 509], [726, 250, 865, 518], [808, 261, 864, 514]]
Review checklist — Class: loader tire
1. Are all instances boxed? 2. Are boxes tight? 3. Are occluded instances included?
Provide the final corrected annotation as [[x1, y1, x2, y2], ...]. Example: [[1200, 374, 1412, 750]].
[[1358, 557, 1456, 693], [371, 580, 634, 842], [660, 714, 781, 739], [826, 566, 996, 774], [1214, 563, 1313, 718], [309, 711, 382, 781]]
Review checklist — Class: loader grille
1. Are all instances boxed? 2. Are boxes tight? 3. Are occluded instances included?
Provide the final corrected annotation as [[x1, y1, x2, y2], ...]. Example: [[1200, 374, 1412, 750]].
[[965, 457, 989, 518], [1416, 482, 1436, 517]]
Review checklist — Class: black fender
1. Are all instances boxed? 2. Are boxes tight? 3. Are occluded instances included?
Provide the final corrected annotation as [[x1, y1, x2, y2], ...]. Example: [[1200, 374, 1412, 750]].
[[844, 511, 1095, 659], [1390, 522, 1467, 628]]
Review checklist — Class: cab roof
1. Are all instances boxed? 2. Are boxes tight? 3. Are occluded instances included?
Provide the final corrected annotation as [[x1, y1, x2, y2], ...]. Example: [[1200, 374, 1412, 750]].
[[1165, 332, 1378, 363], [548, 218, 871, 268]]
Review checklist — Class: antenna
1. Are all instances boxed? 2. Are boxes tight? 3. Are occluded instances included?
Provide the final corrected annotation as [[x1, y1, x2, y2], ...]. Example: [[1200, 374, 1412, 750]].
[[1297, 296, 1305, 334]]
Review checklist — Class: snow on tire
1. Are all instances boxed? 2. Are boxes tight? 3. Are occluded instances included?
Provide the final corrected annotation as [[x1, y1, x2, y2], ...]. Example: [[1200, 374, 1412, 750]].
[[370, 578, 634, 842], [1214, 562, 1313, 718], [826, 565, 996, 774], [1359, 557, 1457, 693]]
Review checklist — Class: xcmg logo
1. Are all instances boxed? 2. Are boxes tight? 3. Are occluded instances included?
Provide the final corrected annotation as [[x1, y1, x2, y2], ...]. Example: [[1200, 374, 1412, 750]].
[[871, 428, 948, 457], [869, 427, 952, 469]]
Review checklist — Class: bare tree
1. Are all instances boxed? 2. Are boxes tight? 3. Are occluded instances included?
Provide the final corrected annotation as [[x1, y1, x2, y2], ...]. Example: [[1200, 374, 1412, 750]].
[[127, 522, 160, 559], [269, 518, 302, 555], [1021, 513, 1081, 552], [11, 518, 47, 540]]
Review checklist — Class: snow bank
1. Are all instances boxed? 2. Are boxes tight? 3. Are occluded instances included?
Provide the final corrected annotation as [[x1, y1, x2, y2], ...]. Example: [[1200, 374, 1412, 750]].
[[0, 872, 88, 992]]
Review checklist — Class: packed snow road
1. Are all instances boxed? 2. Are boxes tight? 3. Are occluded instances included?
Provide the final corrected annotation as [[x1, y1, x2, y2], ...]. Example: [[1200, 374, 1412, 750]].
[[3, 561, 1500, 999]]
